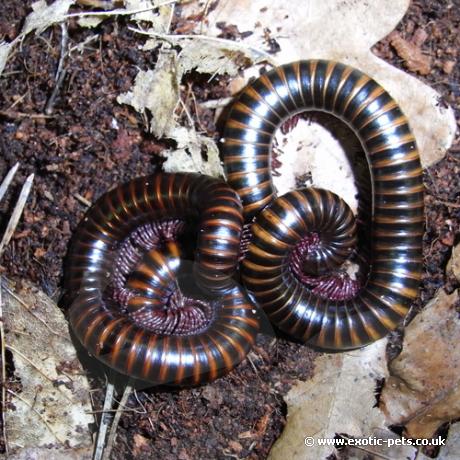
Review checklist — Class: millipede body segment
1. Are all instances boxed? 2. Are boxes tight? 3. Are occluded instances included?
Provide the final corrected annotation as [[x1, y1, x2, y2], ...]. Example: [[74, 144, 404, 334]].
[[223, 60, 424, 350], [66, 173, 259, 385]]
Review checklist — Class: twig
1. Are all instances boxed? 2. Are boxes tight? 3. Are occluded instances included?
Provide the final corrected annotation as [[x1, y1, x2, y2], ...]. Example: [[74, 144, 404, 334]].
[[0, 162, 20, 204], [0, 276, 8, 456], [65, 1, 179, 19], [200, 97, 233, 109], [199, 0, 213, 34], [128, 27, 278, 65], [74, 193, 92, 207], [76, 0, 119, 8], [0, 111, 55, 120], [6, 388, 66, 444], [165, 0, 176, 34], [45, 23, 69, 115], [0, 173, 34, 258], [68, 35, 100, 55], [93, 382, 115, 460], [102, 382, 134, 460], [433, 199, 460, 208]]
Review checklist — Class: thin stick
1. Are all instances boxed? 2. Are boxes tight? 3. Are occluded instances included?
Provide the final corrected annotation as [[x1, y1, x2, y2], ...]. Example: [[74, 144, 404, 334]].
[[0, 276, 8, 456], [200, 97, 233, 109], [0, 162, 19, 204], [0, 111, 55, 120], [65, 1, 178, 19], [93, 382, 115, 460], [199, 0, 213, 34], [433, 199, 460, 208], [45, 23, 69, 115], [74, 193, 92, 207], [0, 173, 34, 258], [102, 382, 134, 460]]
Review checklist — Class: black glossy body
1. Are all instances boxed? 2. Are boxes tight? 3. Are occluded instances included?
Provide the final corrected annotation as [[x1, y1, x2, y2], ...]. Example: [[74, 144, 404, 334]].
[[66, 173, 259, 385], [223, 60, 424, 350]]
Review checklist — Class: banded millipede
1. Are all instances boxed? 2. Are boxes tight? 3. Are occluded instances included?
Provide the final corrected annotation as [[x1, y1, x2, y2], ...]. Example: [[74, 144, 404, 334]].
[[223, 59, 424, 350], [66, 173, 259, 385]]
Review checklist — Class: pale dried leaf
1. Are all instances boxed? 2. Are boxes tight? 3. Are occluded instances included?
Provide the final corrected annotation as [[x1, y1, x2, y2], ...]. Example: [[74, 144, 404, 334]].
[[8, 446, 92, 460], [380, 289, 460, 439], [182, 0, 455, 168], [117, 50, 179, 137], [162, 126, 224, 177], [272, 120, 359, 212], [177, 38, 257, 77], [2, 278, 93, 456], [389, 31, 432, 75], [22, 0, 76, 36], [0, 41, 13, 77], [439, 423, 460, 460], [447, 243, 460, 282], [124, 0, 173, 30], [0, 162, 20, 203], [268, 339, 416, 460], [77, 16, 105, 28], [0, 174, 34, 258]]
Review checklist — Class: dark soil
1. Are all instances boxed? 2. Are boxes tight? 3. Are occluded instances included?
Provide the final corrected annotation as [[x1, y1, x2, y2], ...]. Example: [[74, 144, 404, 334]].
[[0, 0, 459, 459]]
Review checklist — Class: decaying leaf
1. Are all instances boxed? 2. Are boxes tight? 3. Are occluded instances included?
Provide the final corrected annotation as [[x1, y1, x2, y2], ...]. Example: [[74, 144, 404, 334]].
[[2, 278, 93, 457], [380, 289, 460, 439], [176, 38, 255, 77], [124, 0, 174, 30], [22, 0, 76, 36], [180, 0, 455, 168], [0, 41, 13, 77], [438, 422, 460, 460], [77, 16, 105, 28], [447, 243, 460, 282], [117, 49, 180, 138], [389, 31, 432, 75], [162, 126, 224, 177], [118, 33, 265, 168], [268, 339, 416, 460]]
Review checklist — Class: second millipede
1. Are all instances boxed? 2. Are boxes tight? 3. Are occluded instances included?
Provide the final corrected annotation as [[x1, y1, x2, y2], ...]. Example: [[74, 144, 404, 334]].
[[223, 59, 424, 350], [66, 173, 259, 385]]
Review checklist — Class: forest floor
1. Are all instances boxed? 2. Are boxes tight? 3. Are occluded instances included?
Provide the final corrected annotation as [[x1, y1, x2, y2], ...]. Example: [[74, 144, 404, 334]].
[[0, 0, 459, 459]]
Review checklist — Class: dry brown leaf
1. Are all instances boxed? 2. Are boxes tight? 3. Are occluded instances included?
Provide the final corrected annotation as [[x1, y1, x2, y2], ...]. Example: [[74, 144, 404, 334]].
[[447, 243, 460, 282], [0, 41, 13, 76], [380, 289, 460, 439], [438, 422, 460, 459], [389, 31, 432, 75], [2, 278, 93, 457], [182, 0, 455, 168], [268, 339, 417, 460], [176, 38, 255, 77], [22, 0, 76, 36], [161, 126, 224, 177], [117, 49, 179, 138]]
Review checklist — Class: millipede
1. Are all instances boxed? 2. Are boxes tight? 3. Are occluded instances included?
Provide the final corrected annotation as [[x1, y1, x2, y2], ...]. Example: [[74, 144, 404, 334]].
[[66, 59, 424, 385], [223, 59, 424, 350], [65, 173, 259, 385]]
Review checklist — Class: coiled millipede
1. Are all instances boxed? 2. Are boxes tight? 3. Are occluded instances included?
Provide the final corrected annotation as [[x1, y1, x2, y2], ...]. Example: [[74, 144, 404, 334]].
[[66, 60, 424, 384], [66, 173, 259, 385], [223, 59, 424, 350]]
